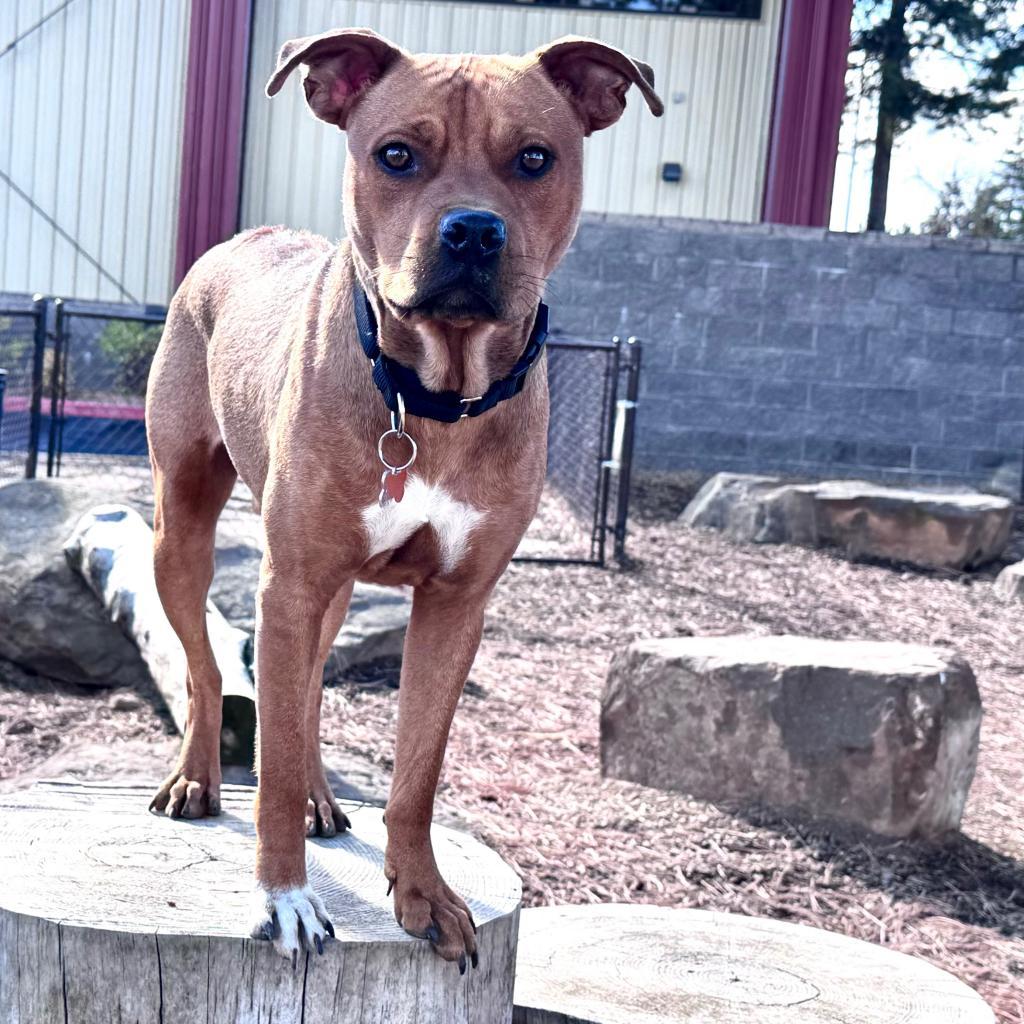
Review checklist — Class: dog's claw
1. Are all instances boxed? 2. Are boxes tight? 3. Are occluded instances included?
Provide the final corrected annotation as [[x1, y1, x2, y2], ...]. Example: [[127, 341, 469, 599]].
[[471, 951, 479, 969], [324, 919, 335, 938], [386, 879, 394, 896], [458, 953, 467, 976], [425, 923, 441, 945], [314, 934, 323, 955]]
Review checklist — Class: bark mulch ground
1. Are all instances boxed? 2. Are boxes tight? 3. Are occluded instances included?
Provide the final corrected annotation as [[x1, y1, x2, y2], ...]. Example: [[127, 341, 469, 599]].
[[1, 472, 1021, 1019], [325, 474, 1024, 1022]]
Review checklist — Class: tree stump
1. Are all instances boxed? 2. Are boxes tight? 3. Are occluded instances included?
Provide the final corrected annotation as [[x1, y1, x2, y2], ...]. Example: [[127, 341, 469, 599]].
[[512, 905, 994, 1023], [0, 782, 521, 1024]]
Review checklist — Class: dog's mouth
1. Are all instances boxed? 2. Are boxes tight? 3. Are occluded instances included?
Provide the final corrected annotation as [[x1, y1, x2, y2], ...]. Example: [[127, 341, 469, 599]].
[[396, 267, 503, 323]]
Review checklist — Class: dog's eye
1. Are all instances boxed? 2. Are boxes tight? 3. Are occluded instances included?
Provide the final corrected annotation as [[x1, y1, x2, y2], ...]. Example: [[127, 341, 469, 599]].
[[377, 143, 415, 174], [517, 147, 553, 178]]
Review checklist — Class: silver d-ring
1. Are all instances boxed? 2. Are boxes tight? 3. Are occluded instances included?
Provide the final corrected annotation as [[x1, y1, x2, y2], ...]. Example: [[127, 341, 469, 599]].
[[377, 428, 417, 473]]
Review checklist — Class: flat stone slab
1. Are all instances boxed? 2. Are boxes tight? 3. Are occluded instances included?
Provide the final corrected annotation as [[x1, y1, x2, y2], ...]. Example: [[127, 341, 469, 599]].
[[680, 472, 1013, 570], [994, 560, 1024, 603], [512, 904, 993, 1023], [601, 635, 981, 838]]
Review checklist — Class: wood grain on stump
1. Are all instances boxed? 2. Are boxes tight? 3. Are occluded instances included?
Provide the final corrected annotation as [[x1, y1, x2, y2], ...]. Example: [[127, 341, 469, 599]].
[[512, 905, 993, 1024], [0, 782, 520, 1023]]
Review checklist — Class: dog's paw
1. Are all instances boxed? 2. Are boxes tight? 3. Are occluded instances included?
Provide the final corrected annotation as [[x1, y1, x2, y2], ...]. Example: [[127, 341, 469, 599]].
[[389, 870, 478, 974], [149, 769, 221, 819], [249, 884, 334, 964], [305, 782, 351, 838]]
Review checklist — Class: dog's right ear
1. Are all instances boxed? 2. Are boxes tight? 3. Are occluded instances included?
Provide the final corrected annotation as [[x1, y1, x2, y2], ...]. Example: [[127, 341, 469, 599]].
[[265, 28, 404, 129]]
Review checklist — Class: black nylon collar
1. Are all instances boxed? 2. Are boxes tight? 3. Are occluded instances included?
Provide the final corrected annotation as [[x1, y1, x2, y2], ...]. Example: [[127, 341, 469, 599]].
[[354, 284, 548, 424]]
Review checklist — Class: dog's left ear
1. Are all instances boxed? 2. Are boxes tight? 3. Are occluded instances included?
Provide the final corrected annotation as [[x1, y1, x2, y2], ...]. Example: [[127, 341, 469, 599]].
[[265, 28, 404, 128], [535, 36, 664, 135]]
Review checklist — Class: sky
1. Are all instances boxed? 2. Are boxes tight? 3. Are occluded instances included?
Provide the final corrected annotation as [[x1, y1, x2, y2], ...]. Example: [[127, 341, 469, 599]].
[[830, 11, 1024, 233]]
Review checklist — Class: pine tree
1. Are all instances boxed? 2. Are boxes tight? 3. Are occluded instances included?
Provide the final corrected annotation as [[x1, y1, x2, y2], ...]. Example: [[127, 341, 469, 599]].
[[920, 134, 1024, 240], [850, 0, 1024, 231]]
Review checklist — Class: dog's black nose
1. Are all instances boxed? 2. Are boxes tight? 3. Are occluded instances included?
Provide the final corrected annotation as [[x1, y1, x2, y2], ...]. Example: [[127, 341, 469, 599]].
[[439, 209, 506, 263]]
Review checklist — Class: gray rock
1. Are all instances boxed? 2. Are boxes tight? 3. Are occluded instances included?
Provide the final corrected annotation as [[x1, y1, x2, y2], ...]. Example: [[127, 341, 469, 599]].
[[994, 561, 1024, 603], [326, 584, 411, 679], [681, 472, 1013, 570], [0, 480, 146, 687], [210, 514, 411, 677], [601, 635, 981, 838]]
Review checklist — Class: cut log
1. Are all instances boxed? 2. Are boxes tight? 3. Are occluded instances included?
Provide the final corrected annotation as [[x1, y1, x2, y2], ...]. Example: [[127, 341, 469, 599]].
[[63, 505, 256, 763], [512, 904, 994, 1023], [0, 782, 521, 1024]]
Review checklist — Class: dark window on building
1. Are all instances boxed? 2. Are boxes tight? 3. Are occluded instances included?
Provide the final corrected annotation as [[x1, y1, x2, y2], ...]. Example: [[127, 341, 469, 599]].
[[447, 0, 762, 18]]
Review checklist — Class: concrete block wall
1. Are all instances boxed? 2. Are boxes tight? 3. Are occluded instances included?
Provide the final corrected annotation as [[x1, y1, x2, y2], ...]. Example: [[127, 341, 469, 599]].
[[549, 214, 1024, 498]]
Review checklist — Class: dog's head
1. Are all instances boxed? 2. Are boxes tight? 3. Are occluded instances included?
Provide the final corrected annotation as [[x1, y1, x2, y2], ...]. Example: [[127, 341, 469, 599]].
[[268, 29, 661, 386]]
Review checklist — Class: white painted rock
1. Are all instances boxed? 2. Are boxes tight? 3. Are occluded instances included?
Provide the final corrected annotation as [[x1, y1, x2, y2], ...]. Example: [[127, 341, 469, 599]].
[[0, 782, 521, 1024], [994, 560, 1024, 602], [681, 473, 1013, 570], [512, 904, 993, 1023], [601, 635, 981, 838]]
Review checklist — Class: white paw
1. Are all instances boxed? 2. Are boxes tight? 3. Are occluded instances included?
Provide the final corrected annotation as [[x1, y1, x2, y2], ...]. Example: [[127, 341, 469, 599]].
[[249, 884, 334, 962]]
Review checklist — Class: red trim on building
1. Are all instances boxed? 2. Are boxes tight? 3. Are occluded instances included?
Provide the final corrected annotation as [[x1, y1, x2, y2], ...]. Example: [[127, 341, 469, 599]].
[[174, 0, 252, 288], [762, 0, 854, 227], [4, 397, 145, 420]]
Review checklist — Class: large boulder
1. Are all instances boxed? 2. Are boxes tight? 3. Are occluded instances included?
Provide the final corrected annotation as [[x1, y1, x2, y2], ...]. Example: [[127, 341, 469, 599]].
[[0, 480, 146, 686], [325, 583, 411, 679], [601, 635, 981, 838], [681, 473, 1013, 571], [994, 561, 1024, 603], [211, 513, 410, 677]]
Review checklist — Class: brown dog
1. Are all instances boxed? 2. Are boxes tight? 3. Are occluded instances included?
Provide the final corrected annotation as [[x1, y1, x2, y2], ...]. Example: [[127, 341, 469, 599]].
[[146, 29, 661, 966]]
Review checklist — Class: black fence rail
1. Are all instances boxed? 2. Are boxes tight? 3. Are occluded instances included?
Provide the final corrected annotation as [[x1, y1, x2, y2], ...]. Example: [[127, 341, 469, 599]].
[[0, 295, 640, 565]]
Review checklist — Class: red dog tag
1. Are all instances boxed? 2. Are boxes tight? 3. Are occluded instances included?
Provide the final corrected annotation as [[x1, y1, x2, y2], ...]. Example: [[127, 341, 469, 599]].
[[383, 468, 407, 503]]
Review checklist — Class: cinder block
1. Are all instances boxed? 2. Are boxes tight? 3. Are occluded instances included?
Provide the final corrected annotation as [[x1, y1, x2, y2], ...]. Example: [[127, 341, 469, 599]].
[[942, 420, 998, 447], [804, 437, 858, 463], [857, 442, 912, 468], [863, 387, 920, 418], [810, 383, 865, 413], [952, 308, 1013, 338], [754, 379, 808, 408]]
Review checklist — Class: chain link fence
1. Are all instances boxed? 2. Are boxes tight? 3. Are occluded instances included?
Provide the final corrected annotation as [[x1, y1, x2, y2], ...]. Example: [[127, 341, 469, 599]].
[[0, 295, 639, 564]]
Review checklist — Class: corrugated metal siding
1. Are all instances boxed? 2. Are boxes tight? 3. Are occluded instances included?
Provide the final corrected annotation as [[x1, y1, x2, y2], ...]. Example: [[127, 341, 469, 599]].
[[0, 0, 190, 305], [241, 0, 783, 239]]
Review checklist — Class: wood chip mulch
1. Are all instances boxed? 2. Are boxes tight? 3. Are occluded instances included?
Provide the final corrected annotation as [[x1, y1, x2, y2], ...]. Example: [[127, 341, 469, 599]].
[[323, 475, 1024, 1022], [1, 472, 1021, 1019]]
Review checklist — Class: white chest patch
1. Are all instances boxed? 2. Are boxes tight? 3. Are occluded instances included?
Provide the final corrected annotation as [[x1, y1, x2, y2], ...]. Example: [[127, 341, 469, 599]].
[[361, 476, 484, 574]]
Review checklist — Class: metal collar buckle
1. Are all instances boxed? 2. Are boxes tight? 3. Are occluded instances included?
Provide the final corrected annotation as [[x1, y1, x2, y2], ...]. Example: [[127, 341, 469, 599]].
[[459, 395, 483, 420]]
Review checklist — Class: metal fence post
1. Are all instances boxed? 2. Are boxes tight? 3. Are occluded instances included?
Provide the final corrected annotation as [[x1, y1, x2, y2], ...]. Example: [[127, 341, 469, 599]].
[[0, 368, 7, 455], [613, 337, 641, 562], [24, 293, 47, 479], [45, 298, 65, 478]]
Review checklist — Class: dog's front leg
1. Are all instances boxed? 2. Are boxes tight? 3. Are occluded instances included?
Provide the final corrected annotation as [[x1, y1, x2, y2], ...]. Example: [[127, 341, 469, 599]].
[[248, 568, 335, 961], [385, 582, 486, 971]]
